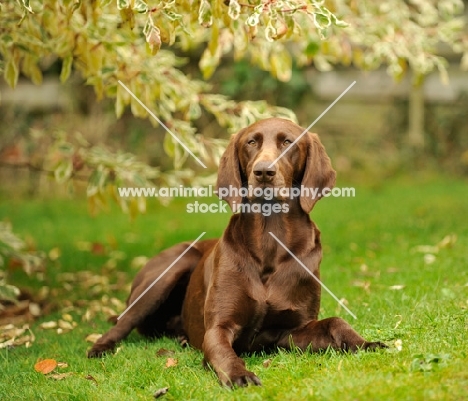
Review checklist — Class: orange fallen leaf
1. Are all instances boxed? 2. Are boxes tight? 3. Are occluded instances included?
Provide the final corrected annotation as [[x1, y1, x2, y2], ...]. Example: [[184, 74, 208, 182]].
[[91, 242, 106, 255], [165, 357, 177, 368], [34, 359, 57, 374]]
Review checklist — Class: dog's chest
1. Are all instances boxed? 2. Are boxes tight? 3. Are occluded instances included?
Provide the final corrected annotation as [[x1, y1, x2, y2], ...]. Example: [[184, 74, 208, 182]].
[[253, 269, 312, 327], [235, 273, 309, 352]]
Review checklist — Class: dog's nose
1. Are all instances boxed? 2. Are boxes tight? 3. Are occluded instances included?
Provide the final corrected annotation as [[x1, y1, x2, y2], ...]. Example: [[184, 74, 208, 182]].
[[253, 161, 276, 182]]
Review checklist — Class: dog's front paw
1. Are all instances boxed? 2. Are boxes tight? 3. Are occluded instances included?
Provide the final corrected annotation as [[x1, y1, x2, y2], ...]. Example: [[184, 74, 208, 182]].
[[220, 369, 262, 388], [87, 341, 115, 358], [362, 341, 388, 351]]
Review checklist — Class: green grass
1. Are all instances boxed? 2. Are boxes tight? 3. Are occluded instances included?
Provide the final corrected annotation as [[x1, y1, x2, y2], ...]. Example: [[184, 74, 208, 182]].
[[1, 175, 468, 400]]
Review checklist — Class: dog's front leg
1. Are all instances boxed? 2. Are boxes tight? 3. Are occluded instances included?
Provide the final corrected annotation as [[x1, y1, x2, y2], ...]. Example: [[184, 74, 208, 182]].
[[203, 324, 261, 388], [277, 317, 387, 352]]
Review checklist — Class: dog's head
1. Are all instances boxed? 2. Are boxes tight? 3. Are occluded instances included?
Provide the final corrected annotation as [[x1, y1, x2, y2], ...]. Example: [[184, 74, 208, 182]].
[[216, 118, 336, 214]]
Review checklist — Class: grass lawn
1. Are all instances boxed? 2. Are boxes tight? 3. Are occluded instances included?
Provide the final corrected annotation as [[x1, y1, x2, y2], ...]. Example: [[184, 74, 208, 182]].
[[1, 174, 467, 400]]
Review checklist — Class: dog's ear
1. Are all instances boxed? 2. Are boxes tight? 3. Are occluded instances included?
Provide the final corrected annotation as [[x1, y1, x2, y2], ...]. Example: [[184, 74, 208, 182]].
[[300, 132, 336, 214], [216, 131, 244, 211]]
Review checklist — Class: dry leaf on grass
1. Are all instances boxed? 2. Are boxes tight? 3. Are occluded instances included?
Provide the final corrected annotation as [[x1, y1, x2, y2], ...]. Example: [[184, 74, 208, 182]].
[[178, 337, 188, 348], [414, 234, 457, 253], [62, 314, 73, 322], [81, 297, 124, 322], [389, 285, 405, 291], [48, 247, 61, 261], [0, 324, 35, 349], [424, 254, 436, 265], [34, 359, 58, 374], [85, 333, 102, 343], [352, 280, 371, 293], [58, 320, 74, 331], [85, 374, 98, 385], [131, 256, 149, 270], [0, 300, 35, 326], [262, 359, 272, 368], [39, 321, 57, 329], [156, 348, 175, 357], [165, 358, 177, 368], [394, 339, 403, 352], [91, 242, 106, 255], [48, 372, 73, 380], [29, 302, 41, 317], [153, 387, 169, 398]]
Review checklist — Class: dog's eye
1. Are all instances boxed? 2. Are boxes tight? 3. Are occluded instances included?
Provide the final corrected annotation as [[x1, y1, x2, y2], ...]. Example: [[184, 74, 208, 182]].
[[283, 139, 292, 146], [247, 140, 256, 146]]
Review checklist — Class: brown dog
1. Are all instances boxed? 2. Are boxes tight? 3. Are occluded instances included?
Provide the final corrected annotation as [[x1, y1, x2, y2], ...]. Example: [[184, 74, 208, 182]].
[[88, 118, 385, 387]]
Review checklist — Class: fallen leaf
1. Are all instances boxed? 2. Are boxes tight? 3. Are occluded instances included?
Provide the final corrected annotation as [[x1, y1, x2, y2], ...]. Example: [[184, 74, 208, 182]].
[[389, 285, 405, 291], [58, 320, 74, 330], [438, 234, 457, 249], [39, 321, 57, 329], [262, 359, 272, 368], [414, 234, 457, 255], [165, 358, 177, 368], [109, 297, 125, 310], [0, 324, 35, 349], [48, 372, 73, 380], [352, 280, 371, 293], [86, 333, 102, 343], [48, 247, 61, 261], [131, 256, 149, 270], [0, 300, 34, 326], [153, 387, 169, 398], [424, 254, 436, 265], [414, 245, 438, 254], [34, 359, 58, 374], [91, 242, 106, 255], [156, 348, 175, 357], [104, 258, 117, 269], [394, 339, 403, 352], [178, 337, 188, 348], [62, 314, 73, 322], [38, 286, 50, 300], [29, 303, 41, 317], [57, 362, 69, 368], [85, 374, 98, 385]]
